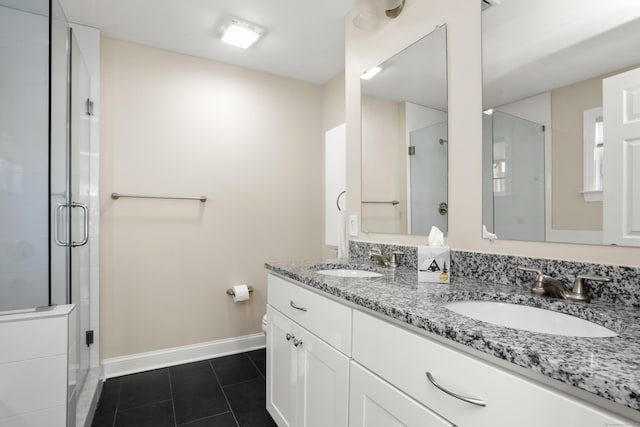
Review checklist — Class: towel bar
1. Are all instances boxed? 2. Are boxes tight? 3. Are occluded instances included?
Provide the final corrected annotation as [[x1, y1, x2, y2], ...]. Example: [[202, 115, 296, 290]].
[[362, 200, 400, 206], [111, 192, 206, 202]]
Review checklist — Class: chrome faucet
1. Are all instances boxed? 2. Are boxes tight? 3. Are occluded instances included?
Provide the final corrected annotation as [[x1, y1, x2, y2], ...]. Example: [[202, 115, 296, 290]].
[[368, 248, 404, 268], [518, 266, 611, 303]]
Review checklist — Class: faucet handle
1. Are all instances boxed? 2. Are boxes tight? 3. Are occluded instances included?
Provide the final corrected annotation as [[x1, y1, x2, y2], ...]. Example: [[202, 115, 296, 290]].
[[369, 247, 382, 256], [518, 266, 543, 276], [571, 275, 611, 301], [518, 266, 547, 295], [389, 251, 404, 268]]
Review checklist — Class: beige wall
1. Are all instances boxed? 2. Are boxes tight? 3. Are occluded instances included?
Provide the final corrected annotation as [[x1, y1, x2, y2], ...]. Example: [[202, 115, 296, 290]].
[[100, 38, 323, 358], [551, 75, 603, 230], [323, 71, 345, 132], [361, 96, 406, 233], [345, 0, 640, 266]]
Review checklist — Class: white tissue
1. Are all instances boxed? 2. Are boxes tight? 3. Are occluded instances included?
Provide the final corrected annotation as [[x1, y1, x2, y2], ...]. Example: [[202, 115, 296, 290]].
[[427, 226, 444, 246], [232, 284, 250, 302], [482, 225, 498, 241]]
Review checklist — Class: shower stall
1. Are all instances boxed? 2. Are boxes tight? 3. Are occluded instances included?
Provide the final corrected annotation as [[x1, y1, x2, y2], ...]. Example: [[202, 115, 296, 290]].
[[482, 110, 545, 241], [408, 121, 448, 235], [1, 0, 99, 425]]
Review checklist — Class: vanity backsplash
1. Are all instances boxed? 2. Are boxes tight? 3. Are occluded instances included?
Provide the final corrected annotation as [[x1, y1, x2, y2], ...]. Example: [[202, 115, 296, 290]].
[[348, 240, 640, 308]]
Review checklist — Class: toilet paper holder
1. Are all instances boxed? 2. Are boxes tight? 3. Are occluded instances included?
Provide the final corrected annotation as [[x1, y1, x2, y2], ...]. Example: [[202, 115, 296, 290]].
[[226, 286, 254, 296]]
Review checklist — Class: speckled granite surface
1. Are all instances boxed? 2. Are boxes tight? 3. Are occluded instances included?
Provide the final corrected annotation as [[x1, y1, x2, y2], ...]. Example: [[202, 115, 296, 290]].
[[265, 258, 640, 414]]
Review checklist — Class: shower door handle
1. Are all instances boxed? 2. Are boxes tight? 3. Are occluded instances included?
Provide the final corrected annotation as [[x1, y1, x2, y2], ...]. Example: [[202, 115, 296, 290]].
[[54, 202, 70, 247], [54, 202, 89, 247], [70, 202, 89, 247]]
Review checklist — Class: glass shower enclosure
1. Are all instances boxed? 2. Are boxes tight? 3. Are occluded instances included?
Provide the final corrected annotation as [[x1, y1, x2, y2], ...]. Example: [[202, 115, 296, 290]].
[[1, 0, 92, 393], [482, 110, 545, 241], [1, 0, 52, 311], [409, 121, 448, 235]]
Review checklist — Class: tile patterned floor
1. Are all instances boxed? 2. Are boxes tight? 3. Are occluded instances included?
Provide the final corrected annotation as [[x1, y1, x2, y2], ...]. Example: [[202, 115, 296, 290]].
[[91, 349, 276, 427]]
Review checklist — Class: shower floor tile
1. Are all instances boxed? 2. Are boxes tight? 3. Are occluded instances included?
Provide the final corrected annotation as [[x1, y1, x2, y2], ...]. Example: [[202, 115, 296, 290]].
[[91, 348, 275, 427]]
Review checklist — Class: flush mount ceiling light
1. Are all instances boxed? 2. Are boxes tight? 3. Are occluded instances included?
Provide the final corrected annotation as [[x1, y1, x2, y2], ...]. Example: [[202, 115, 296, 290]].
[[360, 66, 382, 80], [353, 0, 379, 29], [219, 17, 264, 49]]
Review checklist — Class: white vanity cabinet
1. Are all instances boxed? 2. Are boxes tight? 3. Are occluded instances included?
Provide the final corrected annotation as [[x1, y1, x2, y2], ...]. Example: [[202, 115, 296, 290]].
[[266, 273, 633, 427], [352, 310, 629, 427], [349, 362, 454, 427], [266, 275, 350, 427]]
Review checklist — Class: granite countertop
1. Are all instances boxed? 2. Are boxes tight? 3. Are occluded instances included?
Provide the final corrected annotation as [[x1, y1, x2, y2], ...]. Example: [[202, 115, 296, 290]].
[[265, 259, 640, 414]]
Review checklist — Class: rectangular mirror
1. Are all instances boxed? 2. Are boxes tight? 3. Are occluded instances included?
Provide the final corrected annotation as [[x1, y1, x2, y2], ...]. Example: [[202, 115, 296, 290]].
[[482, 0, 640, 246], [360, 25, 447, 236]]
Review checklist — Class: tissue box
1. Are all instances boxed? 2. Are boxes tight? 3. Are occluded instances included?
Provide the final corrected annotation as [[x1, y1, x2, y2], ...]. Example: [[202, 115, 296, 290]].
[[418, 245, 450, 283]]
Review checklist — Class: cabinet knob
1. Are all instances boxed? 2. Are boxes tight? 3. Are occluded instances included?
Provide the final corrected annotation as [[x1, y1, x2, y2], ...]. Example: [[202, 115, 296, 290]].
[[293, 338, 303, 347], [286, 333, 294, 341]]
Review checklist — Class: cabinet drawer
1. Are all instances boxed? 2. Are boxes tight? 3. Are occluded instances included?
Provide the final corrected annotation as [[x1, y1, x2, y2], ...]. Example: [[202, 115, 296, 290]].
[[350, 361, 454, 427], [352, 310, 627, 427], [268, 274, 351, 355]]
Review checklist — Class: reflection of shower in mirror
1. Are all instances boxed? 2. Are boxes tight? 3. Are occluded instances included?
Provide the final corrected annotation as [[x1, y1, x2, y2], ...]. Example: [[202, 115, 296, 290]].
[[360, 25, 448, 236]]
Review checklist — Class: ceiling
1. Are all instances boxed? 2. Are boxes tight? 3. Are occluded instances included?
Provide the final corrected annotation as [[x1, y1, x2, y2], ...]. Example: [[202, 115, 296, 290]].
[[59, 0, 354, 85], [361, 0, 640, 112], [56, 0, 640, 98], [482, 0, 640, 108], [361, 25, 447, 110]]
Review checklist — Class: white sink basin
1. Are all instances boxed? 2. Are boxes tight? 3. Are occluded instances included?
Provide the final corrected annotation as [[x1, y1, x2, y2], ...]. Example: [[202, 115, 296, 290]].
[[316, 269, 383, 278], [445, 301, 617, 337]]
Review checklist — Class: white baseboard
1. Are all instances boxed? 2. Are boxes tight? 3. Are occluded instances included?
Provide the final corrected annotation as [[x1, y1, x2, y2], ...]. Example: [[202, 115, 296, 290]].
[[102, 333, 266, 379]]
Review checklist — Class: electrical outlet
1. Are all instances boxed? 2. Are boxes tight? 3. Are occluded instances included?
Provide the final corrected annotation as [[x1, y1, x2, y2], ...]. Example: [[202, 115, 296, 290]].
[[349, 215, 358, 236]]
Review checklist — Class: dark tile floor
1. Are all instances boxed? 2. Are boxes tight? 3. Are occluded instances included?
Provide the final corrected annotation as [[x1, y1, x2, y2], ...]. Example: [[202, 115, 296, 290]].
[[91, 349, 277, 427]]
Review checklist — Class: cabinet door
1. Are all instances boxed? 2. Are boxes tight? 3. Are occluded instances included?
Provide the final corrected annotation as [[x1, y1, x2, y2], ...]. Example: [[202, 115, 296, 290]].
[[266, 306, 297, 427], [296, 326, 349, 427], [325, 123, 346, 247], [349, 362, 453, 427]]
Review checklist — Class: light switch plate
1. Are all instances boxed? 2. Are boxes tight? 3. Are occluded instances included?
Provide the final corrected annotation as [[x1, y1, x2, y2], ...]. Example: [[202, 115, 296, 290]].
[[349, 215, 358, 236]]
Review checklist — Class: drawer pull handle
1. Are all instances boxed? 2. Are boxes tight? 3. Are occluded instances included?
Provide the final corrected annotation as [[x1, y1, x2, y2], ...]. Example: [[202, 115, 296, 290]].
[[286, 333, 294, 341], [290, 300, 308, 312], [426, 372, 487, 407], [293, 338, 303, 347]]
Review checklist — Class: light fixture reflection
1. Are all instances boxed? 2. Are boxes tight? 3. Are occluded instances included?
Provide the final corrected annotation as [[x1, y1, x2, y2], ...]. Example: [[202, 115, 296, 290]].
[[361, 66, 382, 80]]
